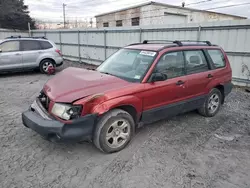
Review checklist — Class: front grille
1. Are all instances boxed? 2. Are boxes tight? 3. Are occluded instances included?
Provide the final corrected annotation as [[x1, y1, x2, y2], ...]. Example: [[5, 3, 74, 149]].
[[38, 91, 50, 111]]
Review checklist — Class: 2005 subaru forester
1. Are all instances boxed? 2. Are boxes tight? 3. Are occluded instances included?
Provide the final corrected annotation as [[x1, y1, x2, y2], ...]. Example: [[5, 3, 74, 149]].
[[22, 40, 233, 153]]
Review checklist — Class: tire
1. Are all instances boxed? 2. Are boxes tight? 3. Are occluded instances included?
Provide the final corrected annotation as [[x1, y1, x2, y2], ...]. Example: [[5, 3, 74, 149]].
[[198, 88, 222, 117], [93, 109, 135, 153], [39, 59, 55, 74]]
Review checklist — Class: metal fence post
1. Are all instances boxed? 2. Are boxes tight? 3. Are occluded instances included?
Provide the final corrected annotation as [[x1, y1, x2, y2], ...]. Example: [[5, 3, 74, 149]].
[[104, 30, 107, 59], [139, 28, 142, 42], [59, 31, 62, 52], [197, 25, 202, 41], [78, 30, 81, 63]]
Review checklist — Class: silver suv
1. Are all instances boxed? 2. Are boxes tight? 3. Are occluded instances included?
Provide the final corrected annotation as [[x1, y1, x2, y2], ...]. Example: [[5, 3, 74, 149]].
[[0, 36, 63, 74]]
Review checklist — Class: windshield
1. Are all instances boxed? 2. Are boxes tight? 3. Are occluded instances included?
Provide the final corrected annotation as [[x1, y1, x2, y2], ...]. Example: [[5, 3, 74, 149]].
[[97, 49, 157, 82]]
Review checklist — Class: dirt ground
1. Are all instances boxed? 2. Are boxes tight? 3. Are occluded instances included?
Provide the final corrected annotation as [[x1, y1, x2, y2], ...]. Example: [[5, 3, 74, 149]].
[[0, 60, 250, 188]]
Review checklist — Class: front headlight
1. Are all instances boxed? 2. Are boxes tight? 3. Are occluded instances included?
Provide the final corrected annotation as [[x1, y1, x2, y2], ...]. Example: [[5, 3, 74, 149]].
[[51, 103, 82, 120]]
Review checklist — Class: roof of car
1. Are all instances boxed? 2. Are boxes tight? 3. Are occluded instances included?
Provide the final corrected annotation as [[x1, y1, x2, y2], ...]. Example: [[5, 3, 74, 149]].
[[125, 43, 176, 51], [5, 38, 48, 41], [2, 36, 49, 42]]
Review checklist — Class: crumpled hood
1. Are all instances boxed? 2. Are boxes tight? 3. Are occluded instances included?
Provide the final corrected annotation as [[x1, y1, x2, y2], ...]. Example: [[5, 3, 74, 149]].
[[43, 67, 131, 103]]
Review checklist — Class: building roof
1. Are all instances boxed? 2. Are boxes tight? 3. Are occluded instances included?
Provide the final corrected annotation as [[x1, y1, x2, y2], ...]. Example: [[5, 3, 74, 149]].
[[95, 1, 247, 19]]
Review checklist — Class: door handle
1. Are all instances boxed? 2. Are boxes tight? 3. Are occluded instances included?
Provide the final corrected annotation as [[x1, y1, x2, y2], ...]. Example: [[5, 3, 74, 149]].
[[15, 53, 21, 55], [176, 80, 185, 85], [207, 74, 213, 78]]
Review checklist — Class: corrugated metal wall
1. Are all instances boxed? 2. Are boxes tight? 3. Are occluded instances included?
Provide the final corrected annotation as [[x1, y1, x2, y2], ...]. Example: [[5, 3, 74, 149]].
[[0, 29, 29, 39], [32, 20, 250, 86]]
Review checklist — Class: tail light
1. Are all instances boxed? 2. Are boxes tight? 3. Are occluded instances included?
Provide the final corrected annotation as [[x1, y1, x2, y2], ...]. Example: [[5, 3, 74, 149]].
[[55, 49, 62, 56]]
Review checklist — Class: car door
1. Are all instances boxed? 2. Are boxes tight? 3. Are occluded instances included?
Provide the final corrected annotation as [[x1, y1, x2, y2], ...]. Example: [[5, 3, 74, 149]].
[[0, 40, 22, 71], [182, 49, 214, 112], [141, 51, 189, 123], [20, 40, 42, 68]]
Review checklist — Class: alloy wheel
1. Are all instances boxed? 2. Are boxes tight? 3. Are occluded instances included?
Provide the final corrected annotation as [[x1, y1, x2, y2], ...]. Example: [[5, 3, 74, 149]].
[[105, 119, 131, 149]]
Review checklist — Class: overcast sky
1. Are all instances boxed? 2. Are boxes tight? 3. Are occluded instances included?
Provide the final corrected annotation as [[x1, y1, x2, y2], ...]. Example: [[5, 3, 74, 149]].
[[24, 0, 250, 22]]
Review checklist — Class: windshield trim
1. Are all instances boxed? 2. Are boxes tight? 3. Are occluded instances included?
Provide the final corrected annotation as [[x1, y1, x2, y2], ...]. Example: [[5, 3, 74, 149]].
[[97, 48, 159, 83]]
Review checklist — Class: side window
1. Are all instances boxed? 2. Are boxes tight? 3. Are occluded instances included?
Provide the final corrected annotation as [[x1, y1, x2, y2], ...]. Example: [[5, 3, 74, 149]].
[[21, 40, 41, 51], [184, 50, 209, 74], [207, 50, 226, 68], [155, 51, 185, 79], [0, 41, 20, 52], [40, 41, 53, 49]]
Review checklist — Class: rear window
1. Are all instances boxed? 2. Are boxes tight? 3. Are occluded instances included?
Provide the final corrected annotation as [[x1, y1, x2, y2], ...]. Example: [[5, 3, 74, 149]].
[[40, 41, 53, 49], [207, 50, 226, 68]]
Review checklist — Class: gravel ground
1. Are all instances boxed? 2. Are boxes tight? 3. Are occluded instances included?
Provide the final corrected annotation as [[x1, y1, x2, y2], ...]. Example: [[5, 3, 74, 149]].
[[0, 61, 250, 188]]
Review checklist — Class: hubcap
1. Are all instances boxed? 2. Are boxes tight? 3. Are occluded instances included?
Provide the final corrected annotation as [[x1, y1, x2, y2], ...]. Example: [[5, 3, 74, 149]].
[[106, 119, 131, 149], [43, 62, 53, 72], [208, 93, 220, 113]]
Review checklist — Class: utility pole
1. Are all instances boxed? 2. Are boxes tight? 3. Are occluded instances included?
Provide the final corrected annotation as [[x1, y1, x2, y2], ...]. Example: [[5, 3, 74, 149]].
[[63, 3, 66, 28], [90, 18, 93, 28]]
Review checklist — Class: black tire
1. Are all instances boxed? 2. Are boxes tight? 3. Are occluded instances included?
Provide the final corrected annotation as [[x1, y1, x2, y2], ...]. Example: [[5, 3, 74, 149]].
[[39, 59, 55, 74], [93, 109, 135, 153], [198, 88, 222, 117]]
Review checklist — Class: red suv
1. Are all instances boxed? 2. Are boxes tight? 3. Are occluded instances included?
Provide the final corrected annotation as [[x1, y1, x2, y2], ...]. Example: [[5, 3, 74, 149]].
[[22, 40, 232, 153]]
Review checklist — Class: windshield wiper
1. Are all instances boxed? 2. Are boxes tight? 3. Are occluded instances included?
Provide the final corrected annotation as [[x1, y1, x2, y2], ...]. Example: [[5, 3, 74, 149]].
[[100, 71, 115, 76], [87, 67, 96, 71]]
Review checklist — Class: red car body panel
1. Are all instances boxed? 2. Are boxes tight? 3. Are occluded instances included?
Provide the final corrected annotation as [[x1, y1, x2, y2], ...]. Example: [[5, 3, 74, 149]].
[[44, 44, 232, 124], [43, 67, 132, 103]]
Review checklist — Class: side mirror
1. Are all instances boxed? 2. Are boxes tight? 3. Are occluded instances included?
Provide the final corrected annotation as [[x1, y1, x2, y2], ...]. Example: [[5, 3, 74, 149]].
[[0, 49, 2, 53], [151, 72, 167, 82]]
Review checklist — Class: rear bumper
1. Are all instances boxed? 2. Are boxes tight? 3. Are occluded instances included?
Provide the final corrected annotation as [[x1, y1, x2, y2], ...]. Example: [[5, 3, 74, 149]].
[[22, 99, 97, 142], [54, 56, 64, 67]]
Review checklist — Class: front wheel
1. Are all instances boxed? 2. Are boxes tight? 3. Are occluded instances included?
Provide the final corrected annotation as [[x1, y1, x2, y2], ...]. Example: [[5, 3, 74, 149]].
[[93, 109, 135, 153], [198, 88, 222, 117]]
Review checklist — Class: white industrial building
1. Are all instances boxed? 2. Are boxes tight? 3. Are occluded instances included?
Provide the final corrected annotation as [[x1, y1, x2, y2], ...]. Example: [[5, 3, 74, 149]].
[[95, 1, 246, 28]]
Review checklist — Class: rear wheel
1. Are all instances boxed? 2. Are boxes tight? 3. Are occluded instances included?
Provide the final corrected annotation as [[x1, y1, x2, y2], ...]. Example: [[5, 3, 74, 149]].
[[94, 109, 135, 153], [198, 88, 222, 117], [39, 59, 55, 74]]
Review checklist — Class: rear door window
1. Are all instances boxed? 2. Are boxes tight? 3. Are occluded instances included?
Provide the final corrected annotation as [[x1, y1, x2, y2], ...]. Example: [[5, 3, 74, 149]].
[[207, 49, 226, 68], [0, 41, 20, 52], [21, 40, 41, 51], [40, 41, 53, 49], [184, 50, 209, 74]]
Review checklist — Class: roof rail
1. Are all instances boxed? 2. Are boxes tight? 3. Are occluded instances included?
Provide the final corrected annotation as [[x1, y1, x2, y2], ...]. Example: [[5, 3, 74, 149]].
[[142, 40, 212, 46], [176, 40, 212, 46], [5, 36, 48, 40], [142, 40, 183, 46]]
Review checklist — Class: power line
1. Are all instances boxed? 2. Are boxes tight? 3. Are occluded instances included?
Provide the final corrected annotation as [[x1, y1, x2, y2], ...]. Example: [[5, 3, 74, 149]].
[[186, 0, 212, 6], [186, 0, 233, 7], [204, 2, 250, 10]]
